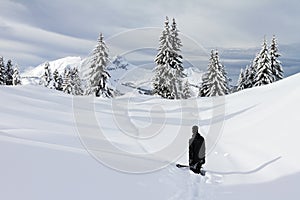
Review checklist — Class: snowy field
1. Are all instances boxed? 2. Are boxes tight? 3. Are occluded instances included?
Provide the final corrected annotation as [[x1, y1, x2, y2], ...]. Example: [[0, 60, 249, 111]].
[[0, 73, 300, 200]]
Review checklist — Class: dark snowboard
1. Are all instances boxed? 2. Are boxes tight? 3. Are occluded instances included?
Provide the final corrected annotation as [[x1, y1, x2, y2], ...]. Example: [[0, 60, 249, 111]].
[[176, 164, 206, 176]]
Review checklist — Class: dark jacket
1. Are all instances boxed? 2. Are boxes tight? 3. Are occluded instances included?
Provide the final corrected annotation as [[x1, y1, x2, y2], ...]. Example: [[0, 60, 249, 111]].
[[189, 133, 205, 166]]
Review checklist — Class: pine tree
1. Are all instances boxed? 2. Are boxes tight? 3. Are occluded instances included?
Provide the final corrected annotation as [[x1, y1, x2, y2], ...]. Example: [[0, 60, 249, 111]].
[[87, 33, 113, 97], [245, 56, 258, 88], [214, 50, 230, 94], [53, 69, 63, 91], [0, 56, 6, 85], [12, 66, 22, 85], [170, 18, 185, 98], [254, 38, 274, 86], [270, 35, 284, 81], [71, 68, 83, 95], [153, 17, 173, 98], [153, 17, 185, 99], [199, 73, 209, 97], [40, 62, 52, 87], [171, 18, 182, 54], [237, 68, 247, 91], [5, 60, 14, 85], [182, 80, 192, 99], [202, 50, 229, 97], [62, 68, 72, 94]]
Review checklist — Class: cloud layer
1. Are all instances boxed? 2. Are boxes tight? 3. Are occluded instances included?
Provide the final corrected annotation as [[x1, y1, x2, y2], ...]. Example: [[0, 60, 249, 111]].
[[0, 0, 300, 68]]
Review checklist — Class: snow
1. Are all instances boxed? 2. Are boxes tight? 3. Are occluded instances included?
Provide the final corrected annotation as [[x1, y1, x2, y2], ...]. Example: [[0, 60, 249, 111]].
[[1, 72, 300, 199]]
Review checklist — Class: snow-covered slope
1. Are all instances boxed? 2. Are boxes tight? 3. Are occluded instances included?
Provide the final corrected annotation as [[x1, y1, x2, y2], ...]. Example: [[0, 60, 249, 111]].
[[0, 73, 299, 199], [21, 56, 83, 85], [22, 56, 83, 77]]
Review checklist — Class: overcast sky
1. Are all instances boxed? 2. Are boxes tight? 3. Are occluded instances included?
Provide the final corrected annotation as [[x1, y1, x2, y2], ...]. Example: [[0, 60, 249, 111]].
[[0, 0, 300, 68]]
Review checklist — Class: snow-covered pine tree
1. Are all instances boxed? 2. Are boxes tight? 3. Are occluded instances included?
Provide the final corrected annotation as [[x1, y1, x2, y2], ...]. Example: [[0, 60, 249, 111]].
[[12, 66, 22, 85], [254, 38, 274, 86], [171, 18, 182, 53], [199, 73, 209, 97], [0, 56, 6, 85], [203, 50, 229, 97], [153, 17, 173, 98], [182, 80, 192, 99], [71, 68, 83, 95], [5, 60, 14, 85], [270, 35, 284, 81], [40, 62, 52, 87], [237, 68, 247, 91], [153, 17, 185, 99], [214, 50, 230, 94], [87, 33, 113, 97], [62, 68, 72, 94], [170, 18, 185, 98], [52, 69, 63, 91], [245, 55, 258, 88]]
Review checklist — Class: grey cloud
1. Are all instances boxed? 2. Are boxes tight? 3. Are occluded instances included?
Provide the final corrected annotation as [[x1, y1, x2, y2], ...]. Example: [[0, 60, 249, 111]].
[[1, 0, 300, 71]]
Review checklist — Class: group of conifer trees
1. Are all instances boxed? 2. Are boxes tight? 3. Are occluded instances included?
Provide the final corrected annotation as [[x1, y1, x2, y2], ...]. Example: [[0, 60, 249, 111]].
[[39, 33, 113, 97], [0, 57, 21, 86], [153, 17, 283, 98], [39, 62, 83, 95], [6, 17, 283, 98], [236, 36, 283, 91]]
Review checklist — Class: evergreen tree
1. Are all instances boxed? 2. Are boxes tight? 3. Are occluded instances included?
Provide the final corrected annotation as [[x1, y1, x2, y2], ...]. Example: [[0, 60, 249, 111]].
[[53, 69, 63, 91], [254, 38, 274, 86], [214, 50, 230, 94], [199, 73, 209, 97], [170, 18, 185, 98], [237, 68, 247, 91], [12, 66, 22, 85], [153, 17, 185, 99], [182, 80, 192, 99], [153, 17, 173, 98], [5, 60, 14, 85], [62, 68, 72, 94], [171, 18, 182, 54], [0, 56, 6, 85], [270, 35, 284, 81], [202, 50, 229, 97], [245, 56, 258, 88], [71, 68, 84, 95], [155, 17, 172, 69], [87, 33, 113, 97], [40, 62, 52, 87]]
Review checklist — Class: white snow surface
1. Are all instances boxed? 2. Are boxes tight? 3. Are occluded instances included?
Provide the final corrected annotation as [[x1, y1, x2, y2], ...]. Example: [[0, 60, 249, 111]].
[[1, 73, 300, 199]]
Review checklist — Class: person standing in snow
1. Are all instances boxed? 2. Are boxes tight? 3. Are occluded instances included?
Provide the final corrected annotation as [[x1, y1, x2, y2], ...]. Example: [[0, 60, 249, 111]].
[[189, 125, 206, 174]]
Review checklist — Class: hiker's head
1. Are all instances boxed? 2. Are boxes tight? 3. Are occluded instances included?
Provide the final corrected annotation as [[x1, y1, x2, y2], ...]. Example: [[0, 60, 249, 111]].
[[192, 125, 198, 134]]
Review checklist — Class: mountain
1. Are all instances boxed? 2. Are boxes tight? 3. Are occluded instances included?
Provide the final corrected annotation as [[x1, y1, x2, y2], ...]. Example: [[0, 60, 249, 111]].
[[0, 71, 299, 199], [21, 55, 204, 96], [21, 56, 83, 85]]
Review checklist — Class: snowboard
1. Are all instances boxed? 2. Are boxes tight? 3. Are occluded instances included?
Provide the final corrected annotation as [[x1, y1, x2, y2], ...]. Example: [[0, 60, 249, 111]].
[[176, 164, 206, 176], [176, 164, 224, 184]]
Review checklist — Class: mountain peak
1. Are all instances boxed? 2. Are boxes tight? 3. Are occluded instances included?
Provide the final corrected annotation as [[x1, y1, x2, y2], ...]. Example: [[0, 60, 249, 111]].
[[108, 56, 130, 70]]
